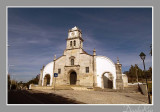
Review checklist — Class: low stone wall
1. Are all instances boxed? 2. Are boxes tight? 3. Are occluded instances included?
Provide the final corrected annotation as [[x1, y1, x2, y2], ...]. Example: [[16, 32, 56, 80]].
[[29, 84, 53, 90], [29, 84, 74, 90], [138, 84, 147, 95], [122, 74, 128, 87], [71, 87, 93, 91]]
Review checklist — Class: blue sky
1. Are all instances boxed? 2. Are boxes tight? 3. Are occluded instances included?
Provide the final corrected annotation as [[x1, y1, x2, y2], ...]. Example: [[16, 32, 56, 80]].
[[8, 8, 152, 82]]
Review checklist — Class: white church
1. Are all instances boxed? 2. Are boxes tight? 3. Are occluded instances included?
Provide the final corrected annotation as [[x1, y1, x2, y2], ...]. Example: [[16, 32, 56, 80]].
[[38, 26, 127, 90]]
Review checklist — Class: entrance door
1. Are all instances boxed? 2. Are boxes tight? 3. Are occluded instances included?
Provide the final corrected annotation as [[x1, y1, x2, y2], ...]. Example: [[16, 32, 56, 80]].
[[70, 72, 77, 85]]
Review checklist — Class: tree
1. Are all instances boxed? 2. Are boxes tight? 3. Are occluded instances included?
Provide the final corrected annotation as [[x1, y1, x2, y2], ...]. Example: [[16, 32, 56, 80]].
[[26, 74, 40, 88], [134, 64, 139, 82], [150, 44, 152, 56], [10, 80, 18, 90], [148, 67, 152, 80], [126, 64, 152, 83], [127, 65, 135, 83], [8, 74, 11, 90]]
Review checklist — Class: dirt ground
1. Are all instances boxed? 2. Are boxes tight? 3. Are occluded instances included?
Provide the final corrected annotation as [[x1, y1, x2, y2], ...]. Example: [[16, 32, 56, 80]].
[[37, 89, 148, 104]]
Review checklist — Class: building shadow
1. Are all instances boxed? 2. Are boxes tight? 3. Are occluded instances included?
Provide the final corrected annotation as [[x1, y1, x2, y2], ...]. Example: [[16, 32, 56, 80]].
[[8, 90, 84, 104]]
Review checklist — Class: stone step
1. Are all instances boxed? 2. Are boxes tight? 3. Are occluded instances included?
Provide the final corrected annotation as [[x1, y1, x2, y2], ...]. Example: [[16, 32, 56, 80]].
[[52, 85, 73, 90], [52, 85, 94, 91], [93, 87, 103, 91], [71, 86, 93, 91]]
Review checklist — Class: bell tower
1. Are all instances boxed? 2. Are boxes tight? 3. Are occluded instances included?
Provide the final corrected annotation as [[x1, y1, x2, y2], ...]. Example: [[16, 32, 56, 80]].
[[66, 26, 84, 50]]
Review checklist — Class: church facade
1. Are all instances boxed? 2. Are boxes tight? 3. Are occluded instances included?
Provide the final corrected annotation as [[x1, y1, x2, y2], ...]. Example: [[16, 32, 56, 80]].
[[38, 26, 124, 89]]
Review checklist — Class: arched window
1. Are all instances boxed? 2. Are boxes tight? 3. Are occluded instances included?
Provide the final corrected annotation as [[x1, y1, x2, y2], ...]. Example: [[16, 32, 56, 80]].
[[70, 41, 72, 47], [74, 40, 76, 46], [71, 59, 74, 65]]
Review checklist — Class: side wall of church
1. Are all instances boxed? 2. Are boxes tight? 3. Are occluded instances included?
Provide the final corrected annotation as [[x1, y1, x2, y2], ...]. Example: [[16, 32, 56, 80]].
[[53, 56, 66, 85], [96, 56, 117, 89], [42, 61, 54, 86], [78, 53, 94, 86]]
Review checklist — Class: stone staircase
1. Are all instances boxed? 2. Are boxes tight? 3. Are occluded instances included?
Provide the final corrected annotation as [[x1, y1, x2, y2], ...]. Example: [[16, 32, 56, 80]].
[[123, 85, 140, 93], [94, 87, 117, 92], [52, 85, 94, 91]]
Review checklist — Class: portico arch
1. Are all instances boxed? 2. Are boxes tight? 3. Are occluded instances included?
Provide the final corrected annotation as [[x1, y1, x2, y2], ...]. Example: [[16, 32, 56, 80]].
[[43, 74, 51, 86], [101, 72, 114, 89]]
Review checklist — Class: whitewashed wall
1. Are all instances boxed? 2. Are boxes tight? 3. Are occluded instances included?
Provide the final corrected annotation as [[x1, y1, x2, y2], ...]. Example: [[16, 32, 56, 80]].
[[122, 74, 128, 87], [96, 56, 117, 89], [42, 61, 54, 86]]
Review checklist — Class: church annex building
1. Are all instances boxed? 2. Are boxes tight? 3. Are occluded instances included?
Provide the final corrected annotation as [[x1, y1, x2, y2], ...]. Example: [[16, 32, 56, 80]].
[[38, 26, 127, 90]]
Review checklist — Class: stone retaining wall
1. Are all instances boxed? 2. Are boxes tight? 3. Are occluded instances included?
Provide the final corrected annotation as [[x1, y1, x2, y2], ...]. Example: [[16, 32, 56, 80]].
[[138, 84, 147, 95]]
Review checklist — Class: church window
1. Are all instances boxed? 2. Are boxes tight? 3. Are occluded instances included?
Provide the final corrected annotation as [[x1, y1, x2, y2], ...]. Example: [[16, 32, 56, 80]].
[[86, 67, 89, 73], [58, 69, 61, 74], [71, 59, 74, 65], [70, 41, 72, 47], [74, 40, 76, 46]]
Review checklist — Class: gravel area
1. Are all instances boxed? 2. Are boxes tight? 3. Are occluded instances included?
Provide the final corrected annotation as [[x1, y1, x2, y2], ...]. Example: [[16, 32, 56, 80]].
[[37, 89, 148, 104]]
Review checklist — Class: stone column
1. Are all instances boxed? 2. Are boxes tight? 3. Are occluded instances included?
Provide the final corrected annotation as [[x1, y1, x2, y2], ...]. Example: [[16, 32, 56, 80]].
[[93, 48, 97, 87], [38, 65, 44, 86], [52, 55, 56, 86], [115, 57, 124, 89]]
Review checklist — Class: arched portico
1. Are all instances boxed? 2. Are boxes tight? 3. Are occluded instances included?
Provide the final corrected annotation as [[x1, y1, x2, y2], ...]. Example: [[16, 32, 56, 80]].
[[101, 72, 114, 89], [43, 74, 51, 86]]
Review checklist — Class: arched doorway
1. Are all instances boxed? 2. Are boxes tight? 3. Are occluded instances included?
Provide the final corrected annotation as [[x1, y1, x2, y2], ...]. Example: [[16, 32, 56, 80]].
[[70, 71, 77, 85], [43, 74, 51, 86], [102, 72, 113, 89]]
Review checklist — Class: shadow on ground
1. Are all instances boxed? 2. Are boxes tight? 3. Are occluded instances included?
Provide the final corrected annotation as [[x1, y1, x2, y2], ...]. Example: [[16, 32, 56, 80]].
[[8, 90, 84, 104]]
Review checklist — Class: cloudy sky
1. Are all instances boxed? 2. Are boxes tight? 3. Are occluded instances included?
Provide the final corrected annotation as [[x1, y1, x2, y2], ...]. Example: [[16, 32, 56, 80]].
[[8, 8, 152, 82]]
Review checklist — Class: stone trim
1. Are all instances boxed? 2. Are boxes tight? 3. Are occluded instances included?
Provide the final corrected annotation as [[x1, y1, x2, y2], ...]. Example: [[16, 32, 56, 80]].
[[68, 29, 82, 34], [66, 48, 81, 50], [64, 65, 80, 67], [69, 56, 75, 59], [55, 55, 65, 61], [80, 49, 93, 56], [66, 37, 84, 42]]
